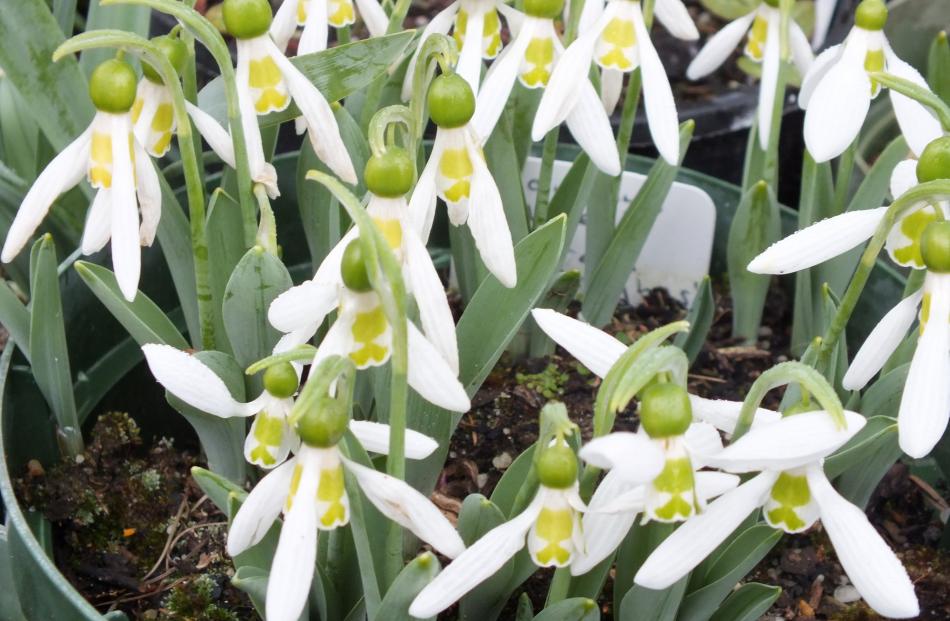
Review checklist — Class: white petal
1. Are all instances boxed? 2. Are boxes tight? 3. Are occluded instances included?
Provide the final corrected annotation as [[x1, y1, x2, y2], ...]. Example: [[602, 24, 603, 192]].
[[688, 395, 781, 434], [133, 140, 162, 246], [683, 421, 724, 467], [571, 470, 640, 575], [634, 471, 778, 589], [342, 456, 465, 557], [244, 402, 294, 469], [889, 159, 919, 199], [465, 135, 517, 287], [686, 12, 756, 79], [456, 8, 486, 95], [227, 459, 295, 555], [354, 0, 388, 37], [578, 432, 666, 482], [578, 0, 604, 34], [695, 471, 741, 501], [142, 343, 257, 418], [471, 21, 535, 143], [268, 279, 339, 333], [408, 147, 439, 241], [110, 114, 141, 302], [2, 127, 91, 263], [530, 308, 626, 377], [807, 466, 919, 618], [600, 68, 623, 115], [633, 8, 680, 164], [803, 36, 871, 162], [705, 410, 867, 472], [298, 0, 329, 55], [81, 190, 113, 255], [401, 3, 458, 101], [408, 496, 541, 617], [496, 3, 524, 35], [799, 43, 843, 109], [186, 101, 237, 168], [271, 0, 301, 52], [565, 81, 622, 176], [313, 228, 356, 284], [653, 0, 699, 40], [789, 23, 814, 75], [757, 16, 780, 151], [404, 225, 459, 373], [811, 0, 835, 48], [348, 419, 439, 459], [747, 207, 887, 274], [885, 46, 944, 158], [266, 454, 319, 621], [408, 322, 470, 412], [898, 273, 950, 458], [235, 41, 268, 180], [842, 290, 923, 390]]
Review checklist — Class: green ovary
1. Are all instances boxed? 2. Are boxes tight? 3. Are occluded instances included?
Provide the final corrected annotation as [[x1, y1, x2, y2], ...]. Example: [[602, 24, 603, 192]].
[[533, 507, 573, 565], [893, 208, 939, 267], [652, 457, 695, 520], [349, 305, 389, 367]]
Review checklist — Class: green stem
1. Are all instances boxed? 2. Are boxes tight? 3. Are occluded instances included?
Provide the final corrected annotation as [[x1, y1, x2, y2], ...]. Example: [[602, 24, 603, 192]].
[[832, 138, 857, 216], [564, 0, 585, 43], [180, 28, 206, 191], [336, 25, 351, 44], [870, 70, 950, 131], [534, 127, 560, 227], [253, 184, 278, 255]]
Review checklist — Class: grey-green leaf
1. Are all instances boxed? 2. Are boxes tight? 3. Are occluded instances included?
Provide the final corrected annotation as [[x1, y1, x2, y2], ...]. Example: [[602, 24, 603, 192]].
[[673, 275, 714, 365], [708, 583, 781, 621], [374, 552, 441, 621], [534, 598, 600, 621]]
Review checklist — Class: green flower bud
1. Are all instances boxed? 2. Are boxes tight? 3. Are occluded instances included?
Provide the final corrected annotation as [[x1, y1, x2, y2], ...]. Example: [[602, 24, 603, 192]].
[[263, 362, 299, 398], [341, 239, 373, 292], [855, 0, 887, 31], [365, 148, 415, 197], [295, 400, 349, 448], [638, 382, 692, 438], [142, 35, 188, 84], [536, 442, 578, 489], [524, 0, 565, 19], [916, 136, 950, 183], [89, 59, 138, 113], [427, 74, 475, 129], [222, 0, 273, 39], [921, 221, 950, 273]]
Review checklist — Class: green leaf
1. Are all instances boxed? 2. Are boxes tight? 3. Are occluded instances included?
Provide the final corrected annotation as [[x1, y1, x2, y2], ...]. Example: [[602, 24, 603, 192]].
[[74, 260, 190, 349], [673, 275, 714, 365], [340, 432, 384, 617], [528, 269, 581, 357], [156, 175, 201, 347], [205, 188, 245, 354], [515, 593, 535, 621], [618, 578, 688, 621], [374, 552, 441, 621], [166, 351, 248, 482], [708, 583, 781, 621], [458, 495, 514, 621], [191, 465, 248, 514], [825, 415, 898, 479], [534, 598, 599, 621], [832, 423, 902, 508], [861, 363, 909, 419], [490, 447, 538, 516], [0, 528, 28, 621], [222, 247, 293, 369], [614, 522, 676, 614], [79, 0, 151, 75], [0, 281, 30, 361], [230, 566, 319, 621], [699, 0, 758, 20], [727, 181, 780, 344], [0, 78, 40, 181], [484, 114, 529, 245], [929, 31, 950, 105], [582, 122, 694, 326]]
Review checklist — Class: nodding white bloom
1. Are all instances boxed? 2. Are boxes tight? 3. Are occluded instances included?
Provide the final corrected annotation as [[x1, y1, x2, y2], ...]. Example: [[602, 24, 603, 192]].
[[685, 0, 813, 150], [1, 59, 161, 302], [229, 417, 464, 621], [132, 77, 177, 158], [268, 222, 469, 412], [534, 0, 682, 165], [409, 73, 517, 287], [402, 0, 510, 98], [223, 0, 357, 185], [270, 0, 389, 56], [469, 3, 622, 176], [410, 438, 587, 617], [634, 409, 920, 620], [800, 0, 941, 162]]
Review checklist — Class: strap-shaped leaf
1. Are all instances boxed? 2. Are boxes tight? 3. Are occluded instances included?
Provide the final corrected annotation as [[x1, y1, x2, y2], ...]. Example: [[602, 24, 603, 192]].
[[673, 275, 714, 366], [0, 281, 30, 361], [707, 583, 781, 621], [534, 598, 599, 621], [375, 552, 442, 621], [458, 495, 515, 620]]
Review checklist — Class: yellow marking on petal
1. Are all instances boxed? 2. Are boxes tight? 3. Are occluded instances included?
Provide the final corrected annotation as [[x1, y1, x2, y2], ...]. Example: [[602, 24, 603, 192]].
[[372, 217, 403, 251], [744, 15, 768, 62], [131, 97, 145, 124], [248, 414, 285, 466], [438, 147, 474, 204], [453, 9, 469, 48], [521, 37, 555, 88], [652, 457, 696, 521], [533, 508, 573, 566], [598, 17, 636, 70], [89, 131, 114, 189], [484, 10, 502, 57], [765, 472, 810, 532], [248, 56, 289, 114], [894, 208, 939, 268], [920, 292, 931, 334], [297, 0, 308, 24], [865, 48, 885, 97], [329, 0, 355, 27], [285, 463, 304, 511], [349, 305, 390, 367], [317, 465, 348, 527]]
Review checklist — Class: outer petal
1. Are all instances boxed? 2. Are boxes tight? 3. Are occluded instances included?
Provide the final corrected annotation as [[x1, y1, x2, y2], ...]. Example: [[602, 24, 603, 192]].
[[268, 279, 339, 333], [407, 322, 471, 412], [885, 46, 944, 158], [688, 395, 781, 434], [342, 456, 465, 558], [142, 344, 258, 418], [353, 0, 388, 37], [811, 0, 835, 48], [226, 459, 295, 555], [842, 290, 923, 390], [404, 225, 459, 373], [747, 207, 887, 274], [271, 0, 301, 52], [633, 8, 680, 164], [298, 0, 329, 55], [683, 421, 724, 467], [578, 0, 604, 34], [756, 15, 781, 152], [634, 472, 778, 589], [187, 101, 237, 168], [898, 273, 950, 458], [788, 23, 814, 75], [889, 159, 919, 199], [807, 466, 919, 618], [685, 12, 756, 79], [235, 41, 270, 183], [578, 432, 666, 482], [133, 140, 162, 246], [564, 81, 622, 176], [571, 469, 640, 575], [799, 43, 843, 108], [695, 471, 741, 501], [471, 21, 535, 143], [348, 420, 439, 459], [653, 0, 699, 41], [704, 410, 867, 473], [457, 8, 486, 94], [81, 190, 113, 255], [401, 3, 459, 101], [407, 145, 440, 241], [110, 114, 141, 302], [530, 308, 626, 377], [465, 135, 517, 287], [408, 496, 542, 617]]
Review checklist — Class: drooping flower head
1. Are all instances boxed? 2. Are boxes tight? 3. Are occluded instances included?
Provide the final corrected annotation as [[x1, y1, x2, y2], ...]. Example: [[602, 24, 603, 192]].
[[270, 0, 389, 56], [132, 34, 188, 158]]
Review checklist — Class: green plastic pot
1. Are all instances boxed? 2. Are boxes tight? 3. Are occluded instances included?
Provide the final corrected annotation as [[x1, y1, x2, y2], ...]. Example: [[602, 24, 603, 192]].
[[0, 149, 906, 620]]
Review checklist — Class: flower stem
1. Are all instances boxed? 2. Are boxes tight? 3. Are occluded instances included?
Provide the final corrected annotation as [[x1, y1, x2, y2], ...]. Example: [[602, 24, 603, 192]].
[[534, 127, 560, 227]]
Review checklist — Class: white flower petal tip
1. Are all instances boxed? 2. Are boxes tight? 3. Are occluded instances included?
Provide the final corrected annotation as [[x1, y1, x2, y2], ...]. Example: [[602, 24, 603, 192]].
[[226, 461, 294, 556], [688, 395, 780, 434], [842, 291, 923, 391], [530, 308, 626, 378], [349, 420, 439, 460], [578, 432, 666, 482], [803, 44, 872, 162], [408, 324, 471, 412], [746, 207, 888, 275]]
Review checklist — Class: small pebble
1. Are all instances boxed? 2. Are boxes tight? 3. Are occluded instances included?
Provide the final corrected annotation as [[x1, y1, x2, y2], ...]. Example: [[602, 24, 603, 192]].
[[492, 452, 513, 470], [833, 584, 861, 604], [503, 428, 511, 435], [26, 459, 45, 478], [477, 474, 488, 488]]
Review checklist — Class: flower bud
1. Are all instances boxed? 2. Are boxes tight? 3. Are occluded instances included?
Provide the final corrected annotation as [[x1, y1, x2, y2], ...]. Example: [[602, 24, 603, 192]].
[[142, 35, 188, 84], [638, 382, 692, 438], [855, 0, 887, 31], [89, 59, 138, 113], [524, 0, 565, 19], [427, 74, 475, 129], [341, 239, 374, 292], [295, 399, 349, 447], [222, 0, 273, 40], [263, 362, 299, 398], [536, 442, 577, 489], [365, 148, 415, 197], [916, 136, 950, 183], [921, 221, 950, 273]]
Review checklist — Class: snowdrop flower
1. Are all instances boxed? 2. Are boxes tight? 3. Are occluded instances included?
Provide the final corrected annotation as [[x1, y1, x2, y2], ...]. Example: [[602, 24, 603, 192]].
[[470, 0, 621, 175], [402, 0, 509, 98], [685, 0, 813, 150], [229, 401, 465, 621], [1, 59, 161, 302], [409, 73, 517, 286], [534, 0, 682, 165], [223, 0, 357, 184], [410, 437, 587, 617], [270, 0, 389, 56], [634, 408, 920, 619], [800, 0, 942, 162], [142, 346, 304, 468], [268, 229, 470, 412]]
